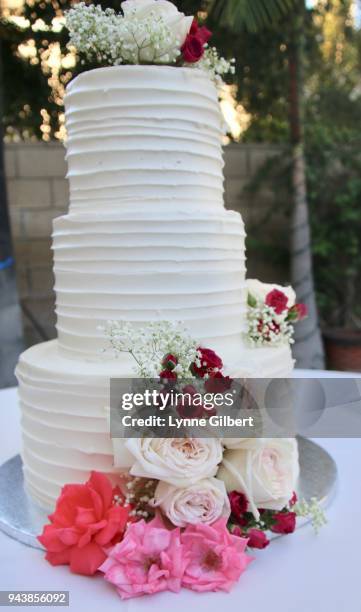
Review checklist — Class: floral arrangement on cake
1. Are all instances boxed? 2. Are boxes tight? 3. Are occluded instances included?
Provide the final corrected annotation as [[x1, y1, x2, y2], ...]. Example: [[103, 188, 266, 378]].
[[246, 279, 308, 347], [38, 321, 325, 599], [65, 0, 235, 82]]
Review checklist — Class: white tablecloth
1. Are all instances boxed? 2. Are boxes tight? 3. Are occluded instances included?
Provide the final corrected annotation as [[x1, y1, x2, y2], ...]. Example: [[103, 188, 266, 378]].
[[0, 380, 360, 612]]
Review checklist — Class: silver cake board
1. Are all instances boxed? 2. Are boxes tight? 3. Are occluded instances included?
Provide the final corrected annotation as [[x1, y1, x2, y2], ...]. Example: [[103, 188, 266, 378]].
[[0, 437, 337, 550]]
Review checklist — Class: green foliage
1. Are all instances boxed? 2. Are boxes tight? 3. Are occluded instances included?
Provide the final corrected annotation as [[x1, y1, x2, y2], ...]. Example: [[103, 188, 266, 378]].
[[208, 0, 296, 33]]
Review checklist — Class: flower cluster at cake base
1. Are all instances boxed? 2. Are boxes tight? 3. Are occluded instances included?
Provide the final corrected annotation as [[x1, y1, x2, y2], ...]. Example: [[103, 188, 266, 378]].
[[65, 0, 235, 82], [245, 279, 308, 347], [38, 438, 326, 599]]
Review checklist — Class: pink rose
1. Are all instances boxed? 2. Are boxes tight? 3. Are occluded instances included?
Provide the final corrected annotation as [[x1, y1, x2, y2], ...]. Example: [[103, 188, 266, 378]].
[[190, 347, 223, 378], [271, 511, 297, 534], [38, 472, 129, 576], [247, 528, 269, 549], [229, 491, 248, 520], [265, 289, 289, 314], [100, 517, 186, 599], [181, 519, 252, 593]]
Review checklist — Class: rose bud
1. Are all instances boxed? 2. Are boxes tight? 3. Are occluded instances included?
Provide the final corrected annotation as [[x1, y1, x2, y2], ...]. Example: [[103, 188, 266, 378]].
[[229, 490, 248, 520], [247, 528, 270, 549], [271, 511, 297, 534], [161, 353, 178, 371]]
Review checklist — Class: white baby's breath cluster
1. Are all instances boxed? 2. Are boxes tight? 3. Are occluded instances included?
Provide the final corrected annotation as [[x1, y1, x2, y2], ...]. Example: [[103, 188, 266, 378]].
[[247, 303, 295, 347], [293, 497, 327, 534], [193, 47, 236, 83], [66, 2, 181, 65], [103, 320, 198, 378], [65, 2, 235, 82]]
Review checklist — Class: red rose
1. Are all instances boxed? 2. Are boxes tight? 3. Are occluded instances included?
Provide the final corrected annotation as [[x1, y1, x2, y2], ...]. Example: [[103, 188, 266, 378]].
[[247, 528, 270, 550], [265, 289, 289, 314], [161, 353, 178, 371], [271, 511, 297, 534], [288, 303, 308, 322], [229, 490, 248, 520], [181, 35, 204, 63], [181, 19, 212, 63], [190, 347, 223, 378], [204, 371, 232, 393], [38, 472, 129, 576], [159, 369, 177, 381]]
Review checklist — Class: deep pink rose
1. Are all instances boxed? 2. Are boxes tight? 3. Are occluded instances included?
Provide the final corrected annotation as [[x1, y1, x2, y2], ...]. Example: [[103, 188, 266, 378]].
[[181, 519, 252, 593], [190, 347, 223, 378], [265, 289, 289, 314], [289, 491, 298, 506], [271, 511, 297, 534], [229, 491, 248, 520], [204, 372, 233, 393], [247, 528, 270, 550], [100, 517, 186, 600], [38, 472, 130, 576]]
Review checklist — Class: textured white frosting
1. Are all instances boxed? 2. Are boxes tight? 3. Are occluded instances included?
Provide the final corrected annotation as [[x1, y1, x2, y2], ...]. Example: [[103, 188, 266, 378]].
[[65, 66, 224, 214], [17, 340, 294, 509], [16, 65, 295, 510], [54, 65, 248, 360]]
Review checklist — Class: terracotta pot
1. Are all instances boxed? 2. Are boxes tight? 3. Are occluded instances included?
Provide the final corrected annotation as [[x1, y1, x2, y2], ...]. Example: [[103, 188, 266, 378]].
[[323, 328, 361, 372]]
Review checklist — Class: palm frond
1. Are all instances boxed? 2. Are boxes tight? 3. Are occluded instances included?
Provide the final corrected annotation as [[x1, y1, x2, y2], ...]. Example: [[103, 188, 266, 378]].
[[207, 0, 296, 32]]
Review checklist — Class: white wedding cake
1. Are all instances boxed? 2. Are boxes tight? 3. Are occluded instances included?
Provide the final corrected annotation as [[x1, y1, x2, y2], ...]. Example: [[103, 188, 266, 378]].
[[16, 65, 294, 510]]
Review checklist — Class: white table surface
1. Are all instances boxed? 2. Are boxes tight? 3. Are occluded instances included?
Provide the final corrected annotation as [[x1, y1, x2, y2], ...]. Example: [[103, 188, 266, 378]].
[[0, 378, 360, 612]]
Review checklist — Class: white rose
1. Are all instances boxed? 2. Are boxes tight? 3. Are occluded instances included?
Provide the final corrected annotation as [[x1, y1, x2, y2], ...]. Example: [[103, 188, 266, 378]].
[[217, 438, 299, 520], [246, 279, 296, 309], [121, 0, 193, 48], [222, 438, 253, 449], [125, 438, 223, 487], [153, 478, 230, 527]]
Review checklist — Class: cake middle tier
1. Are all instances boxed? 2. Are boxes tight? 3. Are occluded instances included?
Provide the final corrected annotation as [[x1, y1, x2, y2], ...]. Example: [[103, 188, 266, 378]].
[[53, 209, 247, 360]]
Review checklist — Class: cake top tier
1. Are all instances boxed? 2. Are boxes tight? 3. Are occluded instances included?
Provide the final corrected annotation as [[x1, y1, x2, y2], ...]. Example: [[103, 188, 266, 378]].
[[64, 65, 225, 214]]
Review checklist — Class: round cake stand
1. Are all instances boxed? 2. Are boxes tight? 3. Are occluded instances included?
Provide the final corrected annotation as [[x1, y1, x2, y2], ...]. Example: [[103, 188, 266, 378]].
[[0, 437, 337, 550]]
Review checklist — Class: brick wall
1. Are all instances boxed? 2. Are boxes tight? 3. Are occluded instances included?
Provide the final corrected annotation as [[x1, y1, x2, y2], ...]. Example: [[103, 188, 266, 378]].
[[4, 142, 286, 347]]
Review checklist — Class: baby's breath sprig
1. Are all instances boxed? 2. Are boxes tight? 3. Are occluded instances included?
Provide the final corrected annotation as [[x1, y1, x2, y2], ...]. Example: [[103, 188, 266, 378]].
[[103, 320, 198, 379], [293, 497, 327, 534]]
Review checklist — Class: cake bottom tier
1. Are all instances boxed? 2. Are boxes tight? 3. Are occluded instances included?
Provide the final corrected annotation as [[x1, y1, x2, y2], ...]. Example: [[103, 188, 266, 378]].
[[16, 339, 294, 510]]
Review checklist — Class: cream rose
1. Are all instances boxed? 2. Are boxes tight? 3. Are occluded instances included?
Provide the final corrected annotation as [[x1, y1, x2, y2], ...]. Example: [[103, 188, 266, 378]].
[[217, 438, 299, 520], [246, 279, 296, 309], [125, 438, 223, 487], [153, 478, 230, 527], [121, 0, 193, 52]]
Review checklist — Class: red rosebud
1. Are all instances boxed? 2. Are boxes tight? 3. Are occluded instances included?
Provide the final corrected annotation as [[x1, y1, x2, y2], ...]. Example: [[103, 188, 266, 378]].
[[37, 472, 130, 576], [190, 347, 223, 378], [288, 303, 308, 322], [289, 491, 298, 507], [161, 353, 178, 371], [247, 528, 270, 549], [229, 490, 248, 520], [189, 18, 212, 43], [159, 369, 177, 381], [271, 511, 297, 534], [265, 289, 289, 314], [204, 371, 233, 393]]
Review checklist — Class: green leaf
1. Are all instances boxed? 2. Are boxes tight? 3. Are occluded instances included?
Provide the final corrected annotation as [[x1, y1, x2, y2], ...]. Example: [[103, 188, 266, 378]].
[[247, 293, 258, 308]]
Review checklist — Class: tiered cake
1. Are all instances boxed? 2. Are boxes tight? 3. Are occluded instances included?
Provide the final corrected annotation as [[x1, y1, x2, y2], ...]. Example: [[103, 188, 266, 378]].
[[16, 66, 294, 510]]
